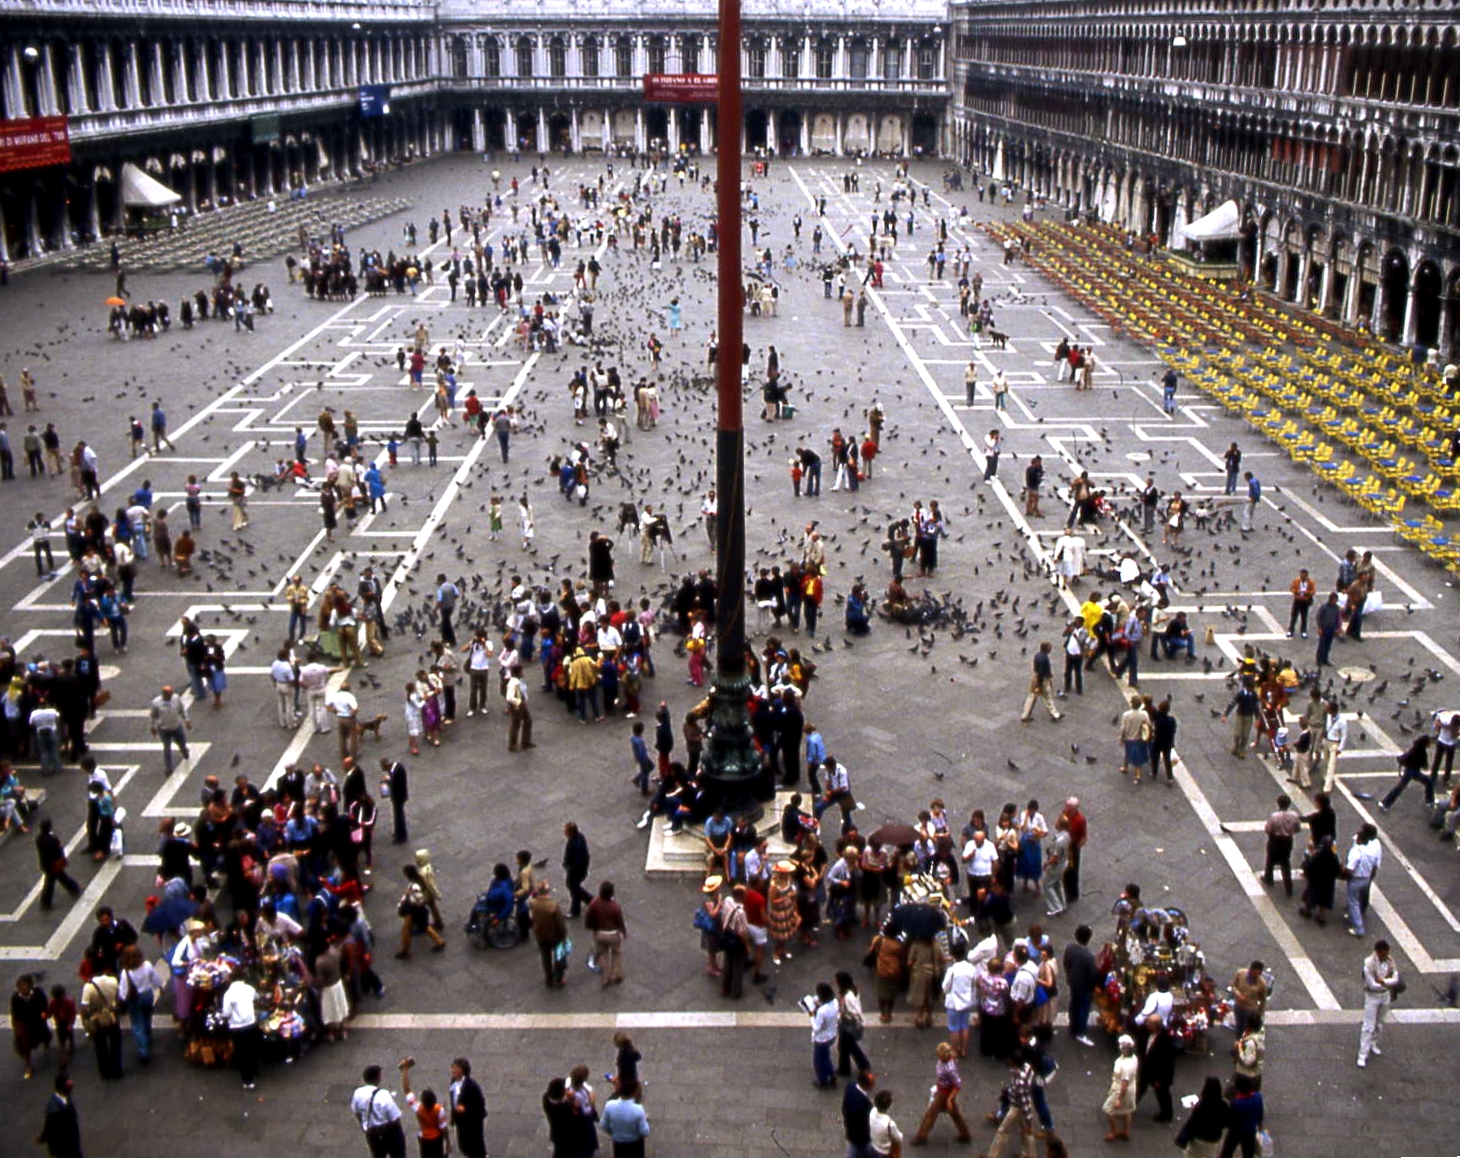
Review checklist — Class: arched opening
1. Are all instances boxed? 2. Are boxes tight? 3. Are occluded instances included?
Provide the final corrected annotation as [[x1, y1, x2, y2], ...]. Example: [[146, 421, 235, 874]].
[[680, 108, 704, 154], [643, 108, 669, 151], [911, 112, 939, 156], [1413, 260, 1443, 350], [481, 108, 506, 152], [548, 113, 571, 153], [744, 109, 769, 153], [1380, 249, 1409, 342], [777, 110, 802, 155]]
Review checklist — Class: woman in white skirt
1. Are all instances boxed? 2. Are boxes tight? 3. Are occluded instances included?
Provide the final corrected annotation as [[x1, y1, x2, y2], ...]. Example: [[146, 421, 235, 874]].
[[403, 682, 424, 757], [314, 939, 351, 1041], [1102, 1033, 1139, 1142]]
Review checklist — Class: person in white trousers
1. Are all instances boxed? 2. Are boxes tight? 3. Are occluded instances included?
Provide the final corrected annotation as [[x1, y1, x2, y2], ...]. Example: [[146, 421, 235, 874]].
[[1357, 940, 1400, 1066]]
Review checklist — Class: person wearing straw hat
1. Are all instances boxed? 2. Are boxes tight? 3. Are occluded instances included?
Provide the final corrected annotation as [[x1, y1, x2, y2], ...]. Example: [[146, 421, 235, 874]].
[[767, 861, 800, 965], [698, 875, 725, 978]]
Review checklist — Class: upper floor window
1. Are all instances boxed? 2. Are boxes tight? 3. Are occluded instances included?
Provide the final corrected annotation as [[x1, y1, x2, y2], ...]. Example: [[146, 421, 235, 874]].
[[815, 41, 834, 79], [682, 35, 700, 73], [647, 37, 666, 75], [849, 44, 868, 79], [884, 44, 902, 80], [918, 45, 937, 80], [581, 37, 599, 77], [483, 38, 500, 78], [783, 46, 800, 79], [516, 36, 533, 78], [748, 42, 766, 79], [549, 37, 566, 78], [451, 36, 468, 80], [615, 38, 633, 79]]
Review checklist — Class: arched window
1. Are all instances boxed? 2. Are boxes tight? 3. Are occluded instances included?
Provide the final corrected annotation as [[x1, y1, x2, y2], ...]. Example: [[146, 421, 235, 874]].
[[681, 34, 700, 72], [581, 36, 599, 78], [451, 36, 468, 80], [615, 37, 634, 79], [647, 36, 667, 75], [747, 38, 767, 78], [815, 39, 834, 78], [483, 37, 500, 78], [516, 36, 534, 79], [549, 36, 566, 78]]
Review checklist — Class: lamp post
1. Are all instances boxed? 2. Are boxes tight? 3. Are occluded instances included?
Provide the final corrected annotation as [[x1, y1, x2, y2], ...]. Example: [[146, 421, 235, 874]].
[[699, 0, 763, 812]]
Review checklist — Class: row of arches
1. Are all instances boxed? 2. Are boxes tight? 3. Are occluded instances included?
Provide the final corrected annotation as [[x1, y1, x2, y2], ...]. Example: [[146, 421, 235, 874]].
[[952, 119, 1460, 357], [0, 102, 444, 264]]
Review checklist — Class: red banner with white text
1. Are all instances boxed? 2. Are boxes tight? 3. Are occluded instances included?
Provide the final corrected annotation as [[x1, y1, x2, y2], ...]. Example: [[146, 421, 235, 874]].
[[0, 116, 71, 174]]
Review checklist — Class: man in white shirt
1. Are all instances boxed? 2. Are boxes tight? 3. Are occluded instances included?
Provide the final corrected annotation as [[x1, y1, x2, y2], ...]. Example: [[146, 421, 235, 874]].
[[298, 660, 335, 733], [1136, 978, 1174, 1025], [1433, 708, 1458, 782], [351, 1064, 407, 1157], [221, 976, 260, 1089], [962, 831, 997, 906], [1322, 701, 1348, 793], [328, 681, 359, 762], [1008, 944, 1040, 1024], [270, 649, 299, 729], [869, 1089, 904, 1157], [29, 699, 64, 777], [1345, 823, 1382, 936], [505, 665, 533, 752], [941, 944, 979, 1058], [1357, 939, 1400, 1067]]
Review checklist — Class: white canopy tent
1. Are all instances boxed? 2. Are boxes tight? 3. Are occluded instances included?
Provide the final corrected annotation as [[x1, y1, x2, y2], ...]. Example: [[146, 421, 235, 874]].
[[1179, 199, 1241, 243], [120, 162, 182, 208]]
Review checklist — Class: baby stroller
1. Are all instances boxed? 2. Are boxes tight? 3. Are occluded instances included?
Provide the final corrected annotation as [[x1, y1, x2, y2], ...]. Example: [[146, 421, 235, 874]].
[[464, 893, 521, 950]]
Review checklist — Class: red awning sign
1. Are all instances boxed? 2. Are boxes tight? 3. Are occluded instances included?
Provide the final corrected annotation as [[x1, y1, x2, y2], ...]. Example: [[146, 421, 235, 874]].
[[642, 74, 718, 104], [0, 116, 71, 174]]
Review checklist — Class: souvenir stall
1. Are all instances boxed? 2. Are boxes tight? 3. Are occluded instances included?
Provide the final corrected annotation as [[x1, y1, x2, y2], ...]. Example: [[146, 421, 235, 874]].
[[175, 931, 317, 1069], [1093, 901, 1226, 1055]]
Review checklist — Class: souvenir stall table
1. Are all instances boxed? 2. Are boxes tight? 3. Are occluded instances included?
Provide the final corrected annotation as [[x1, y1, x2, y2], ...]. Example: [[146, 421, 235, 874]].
[[1093, 903, 1227, 1055], [178, 937, 317, 1069]]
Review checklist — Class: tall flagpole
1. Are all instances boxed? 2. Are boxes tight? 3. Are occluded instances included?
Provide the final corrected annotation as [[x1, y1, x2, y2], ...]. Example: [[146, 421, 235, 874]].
[[699, 0, 761, 809]]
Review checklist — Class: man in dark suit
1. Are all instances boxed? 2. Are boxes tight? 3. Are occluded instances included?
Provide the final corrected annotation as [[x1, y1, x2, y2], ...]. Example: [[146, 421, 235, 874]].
[[562, 822, 592, 918], [380, 758, 409, 843], [450, 1056, 488, 1158], [841, 1070, 876, 1157], [38, 1073, 83, 1158], [1136, 1013, 1176, 1123]]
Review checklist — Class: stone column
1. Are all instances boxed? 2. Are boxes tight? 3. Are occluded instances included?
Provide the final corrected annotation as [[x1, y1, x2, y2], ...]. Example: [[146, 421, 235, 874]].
[[700, 111, 711, 153], [123, 41, 141, 108], [1401, 278, 1420, 346], [799, 114, 809, 155], [635, 107, 645, 153], [173, 40, 191, 104], [149, 42, 165, 107], [538, 107, 549, 153], [0, 197, 9, 263], [835, 35, 847, 79], [668, 108, 680, 153], [1317, 258, 1335, 316], [505, 108, 518, 151], [472, 108, 485, 151], [39, 43, 62, 115], [87, 173, 102, 239], [196, 42, 212, 101], [602, 109, 611, 151], [96, 43, 118, 111], [25, 190, 44, 257], [834, 112, 843, 155], [570, 107, 580, 152], [67, 44, 89, 113], [1, 47, 23, 119]]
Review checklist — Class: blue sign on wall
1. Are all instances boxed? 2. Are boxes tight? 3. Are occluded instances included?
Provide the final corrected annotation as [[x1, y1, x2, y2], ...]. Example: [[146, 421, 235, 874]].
[[359, 85, 391, 119]]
